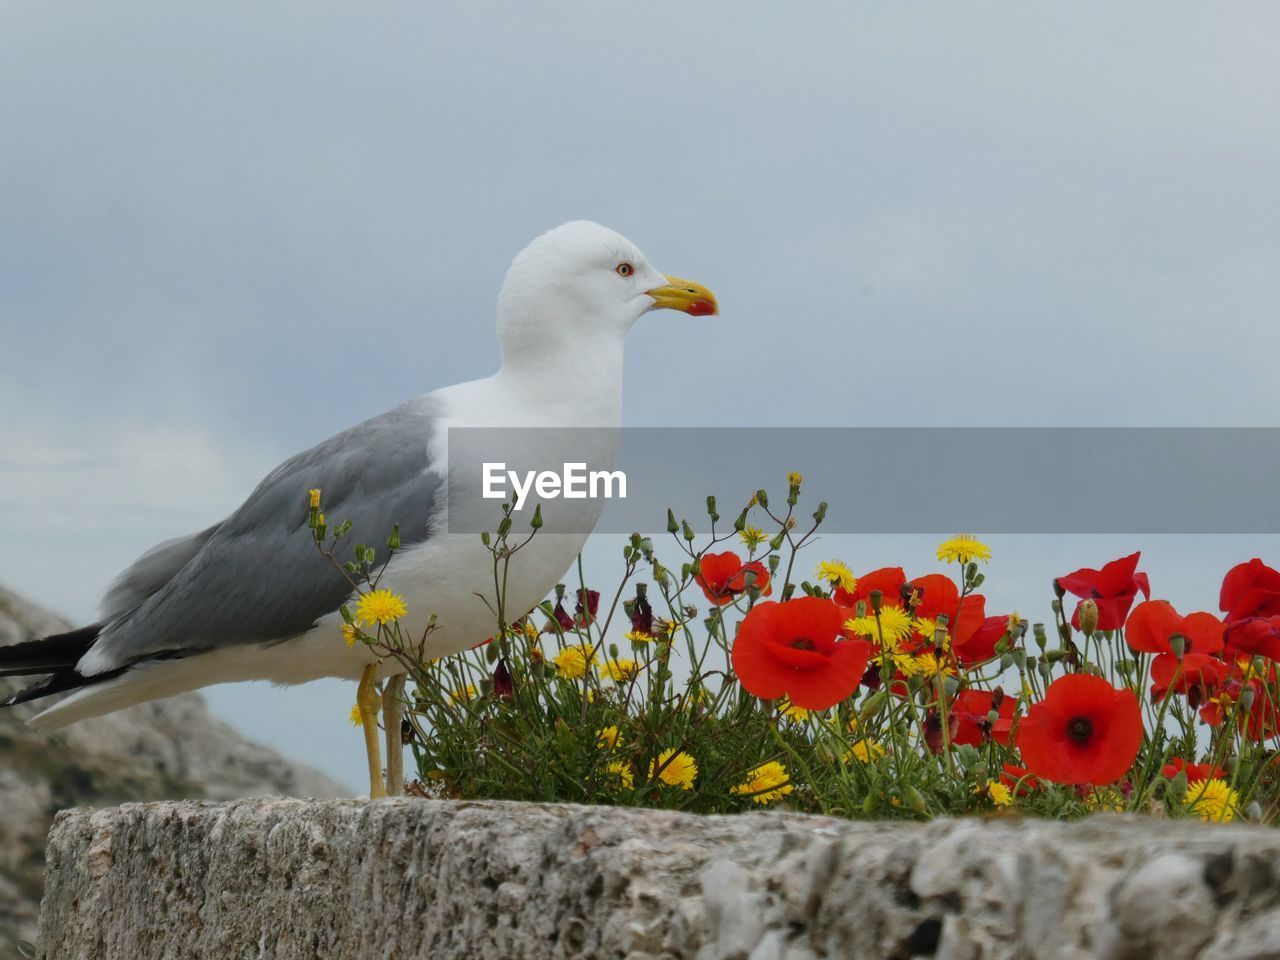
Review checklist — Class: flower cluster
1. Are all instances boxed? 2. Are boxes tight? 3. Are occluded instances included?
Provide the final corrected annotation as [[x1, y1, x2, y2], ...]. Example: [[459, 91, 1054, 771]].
[[321, 479, 1276, 823]]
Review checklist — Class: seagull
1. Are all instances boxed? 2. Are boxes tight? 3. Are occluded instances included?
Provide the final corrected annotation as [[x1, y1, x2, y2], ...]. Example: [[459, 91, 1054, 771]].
[[0, 221, 717, 797]]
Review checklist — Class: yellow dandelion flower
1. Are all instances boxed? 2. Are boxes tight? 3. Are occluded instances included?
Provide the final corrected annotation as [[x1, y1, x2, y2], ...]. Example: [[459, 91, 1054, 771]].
[[1183, 778, 1239, 823], [936, 534, 992, 565], [649, 748, 698, 790], [601, 658, 639, 683], [308, 488, 321, 509], [449, 684, 477, 705], [731, 760, 794, 805], [316, 512, 326, 527], [844, 605, 913, 645], [975, 780, 1013, 807], [844, 740, 885, 764], [846, 715, 859, 733], [624, 630, 654, 644], [355, 589, 408, 625], [777, 697, 810, 723], [604, 760, 635, 789], [1084, 788, 1125, 813], [553, 643, 596, 680], [348, 704, 363, 727], [787, 471, 804, 487], [814, 560, 857, 593], [597, 725, 621, 750], [739, 526, 769, 549], [654, 619, 682, 639], [903, 652, 953, 679], [341, 623, 360, 648]]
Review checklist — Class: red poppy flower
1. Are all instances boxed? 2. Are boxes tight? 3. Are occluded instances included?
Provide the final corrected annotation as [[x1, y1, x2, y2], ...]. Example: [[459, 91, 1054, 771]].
[[1126, 600, 1226, 697], [953, 605, 1011, 666], [1220, 559, 1280, 621], [1056, 552, 1150, 631], [949, 688, 1015, 747], [1016, 674, 1143, 785], [833, 566, 907, 609], [696, 551, 772, 606], [1224, 615, 1280, 660], [731, 597, 871, 710], [906, 573, 961, 622], [1161, 757, 1226, 784]]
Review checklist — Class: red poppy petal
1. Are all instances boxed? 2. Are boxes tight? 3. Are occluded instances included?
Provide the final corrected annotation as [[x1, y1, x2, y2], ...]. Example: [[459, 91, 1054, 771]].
[[1125, 600, 1181, 654]]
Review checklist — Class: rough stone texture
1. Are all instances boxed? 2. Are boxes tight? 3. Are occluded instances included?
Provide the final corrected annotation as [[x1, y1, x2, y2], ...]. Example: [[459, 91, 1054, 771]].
[[0, 585, 347, 952], [40, 798, 1280, 960]]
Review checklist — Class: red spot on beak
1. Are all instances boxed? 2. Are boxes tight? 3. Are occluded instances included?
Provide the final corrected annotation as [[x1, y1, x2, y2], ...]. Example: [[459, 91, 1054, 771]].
[[687, 299, 717, 317]]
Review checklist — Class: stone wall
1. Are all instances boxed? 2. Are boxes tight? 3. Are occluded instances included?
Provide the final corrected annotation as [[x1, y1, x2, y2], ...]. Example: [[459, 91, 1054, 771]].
[[39, 798, 1280, 959]]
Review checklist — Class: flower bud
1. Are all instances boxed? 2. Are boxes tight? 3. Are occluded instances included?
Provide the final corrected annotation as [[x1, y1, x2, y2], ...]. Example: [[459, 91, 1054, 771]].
[[1246, 801, 1263, 822], [1052, 578, 1066, 599], [1078, 600, 1099, 637], [1058, 623, 1073, 645], [986, 709, 1001, 727], [1241, 687, 1256, 711], [666, 509, 679, 534], [869, 590, 883, 614], [1033, 622, 1048, 651], [493, 657, 514, 698]]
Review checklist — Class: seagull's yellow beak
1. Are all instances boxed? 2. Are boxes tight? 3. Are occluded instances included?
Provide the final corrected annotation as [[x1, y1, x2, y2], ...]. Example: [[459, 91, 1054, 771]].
[[645, 275, 719, 316]]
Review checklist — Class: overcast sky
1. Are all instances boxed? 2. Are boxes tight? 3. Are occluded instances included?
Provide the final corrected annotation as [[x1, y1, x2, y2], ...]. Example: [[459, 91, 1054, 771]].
[[3, 3, 1280, 790]]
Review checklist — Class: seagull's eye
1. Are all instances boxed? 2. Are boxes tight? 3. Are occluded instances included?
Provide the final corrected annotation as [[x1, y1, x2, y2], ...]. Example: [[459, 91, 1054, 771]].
[[615, 262, 634, 278]]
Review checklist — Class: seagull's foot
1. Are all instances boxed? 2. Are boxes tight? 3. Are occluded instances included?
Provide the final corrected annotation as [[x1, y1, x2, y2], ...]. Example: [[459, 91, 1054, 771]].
[[358, 664, 387, 799], [382, 673, 407, 798]]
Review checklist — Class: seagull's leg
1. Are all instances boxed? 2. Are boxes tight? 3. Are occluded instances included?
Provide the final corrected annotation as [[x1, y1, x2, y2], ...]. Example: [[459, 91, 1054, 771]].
[[358, 664, 387, 799], [382, 672, 407, 797]]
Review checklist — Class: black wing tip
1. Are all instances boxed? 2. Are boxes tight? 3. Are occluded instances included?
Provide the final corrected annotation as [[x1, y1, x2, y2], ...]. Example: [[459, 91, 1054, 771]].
[[0, 624, 102, 677]]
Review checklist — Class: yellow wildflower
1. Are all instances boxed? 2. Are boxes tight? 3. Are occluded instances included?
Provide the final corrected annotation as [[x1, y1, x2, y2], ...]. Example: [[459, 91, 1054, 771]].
[[1084, 788, 1125, 813], [845, 605, 914, 645], [649, 748, 698, 790], [348, 704, 363, 727], [624, 630, 654, 644], [815, 560, 857, 593], [899, 652, 953, 679], [553, 643, 596, 680], [787, 471, 804, 487], [449, 684, 477, 704], [355, 589, 408, 625], [654, 619, 682, 639], [604, 760, 634, 789], [341, 623, 360, 648], [732, 760, 794, 805], [739, 526, 769, 550], [308, 488, 321, 509], [777, 697, 810, 723], [844, 740, 885, 764], [976, 780, 1013, 807], [601, 658, 639, 683], [936, 534, 992, 565], [1183, 778, 1239, 823], [597, 725, 621, 750]]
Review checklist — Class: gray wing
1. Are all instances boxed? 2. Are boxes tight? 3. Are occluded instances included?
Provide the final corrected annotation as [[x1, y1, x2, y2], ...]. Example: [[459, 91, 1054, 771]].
[[98, 524, 221, 621], [85, 398, 444, 674]]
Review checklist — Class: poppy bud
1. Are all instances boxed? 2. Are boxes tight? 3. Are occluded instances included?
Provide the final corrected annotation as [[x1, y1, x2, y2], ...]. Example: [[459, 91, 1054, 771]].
[[1051, 599, 1063, 615], [1053, 579, 1066, 600], [1012, 650, 1026, 671], [991, 687, 1005, 709], [1033, 622, 1048, 651], [999, 652, 1014, 671], [1187, 684, 1203, 710], [1169, 633, 1186, 659], [986, 709, 1001, 727], [1078, 600, 1099, 637], [1241, 687, 1256, 711], [903, 785, 927, 815], [860, 690, 888, 721], [869, 590, 883, 614]]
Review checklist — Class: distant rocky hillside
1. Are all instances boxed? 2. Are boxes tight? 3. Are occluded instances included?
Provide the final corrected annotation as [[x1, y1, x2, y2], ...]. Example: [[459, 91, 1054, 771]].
[[0, 585, 346, 953]]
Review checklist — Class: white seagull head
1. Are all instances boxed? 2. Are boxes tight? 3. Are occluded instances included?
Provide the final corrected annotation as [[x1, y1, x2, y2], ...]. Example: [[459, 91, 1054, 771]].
[[495, 220, 717, 367]]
